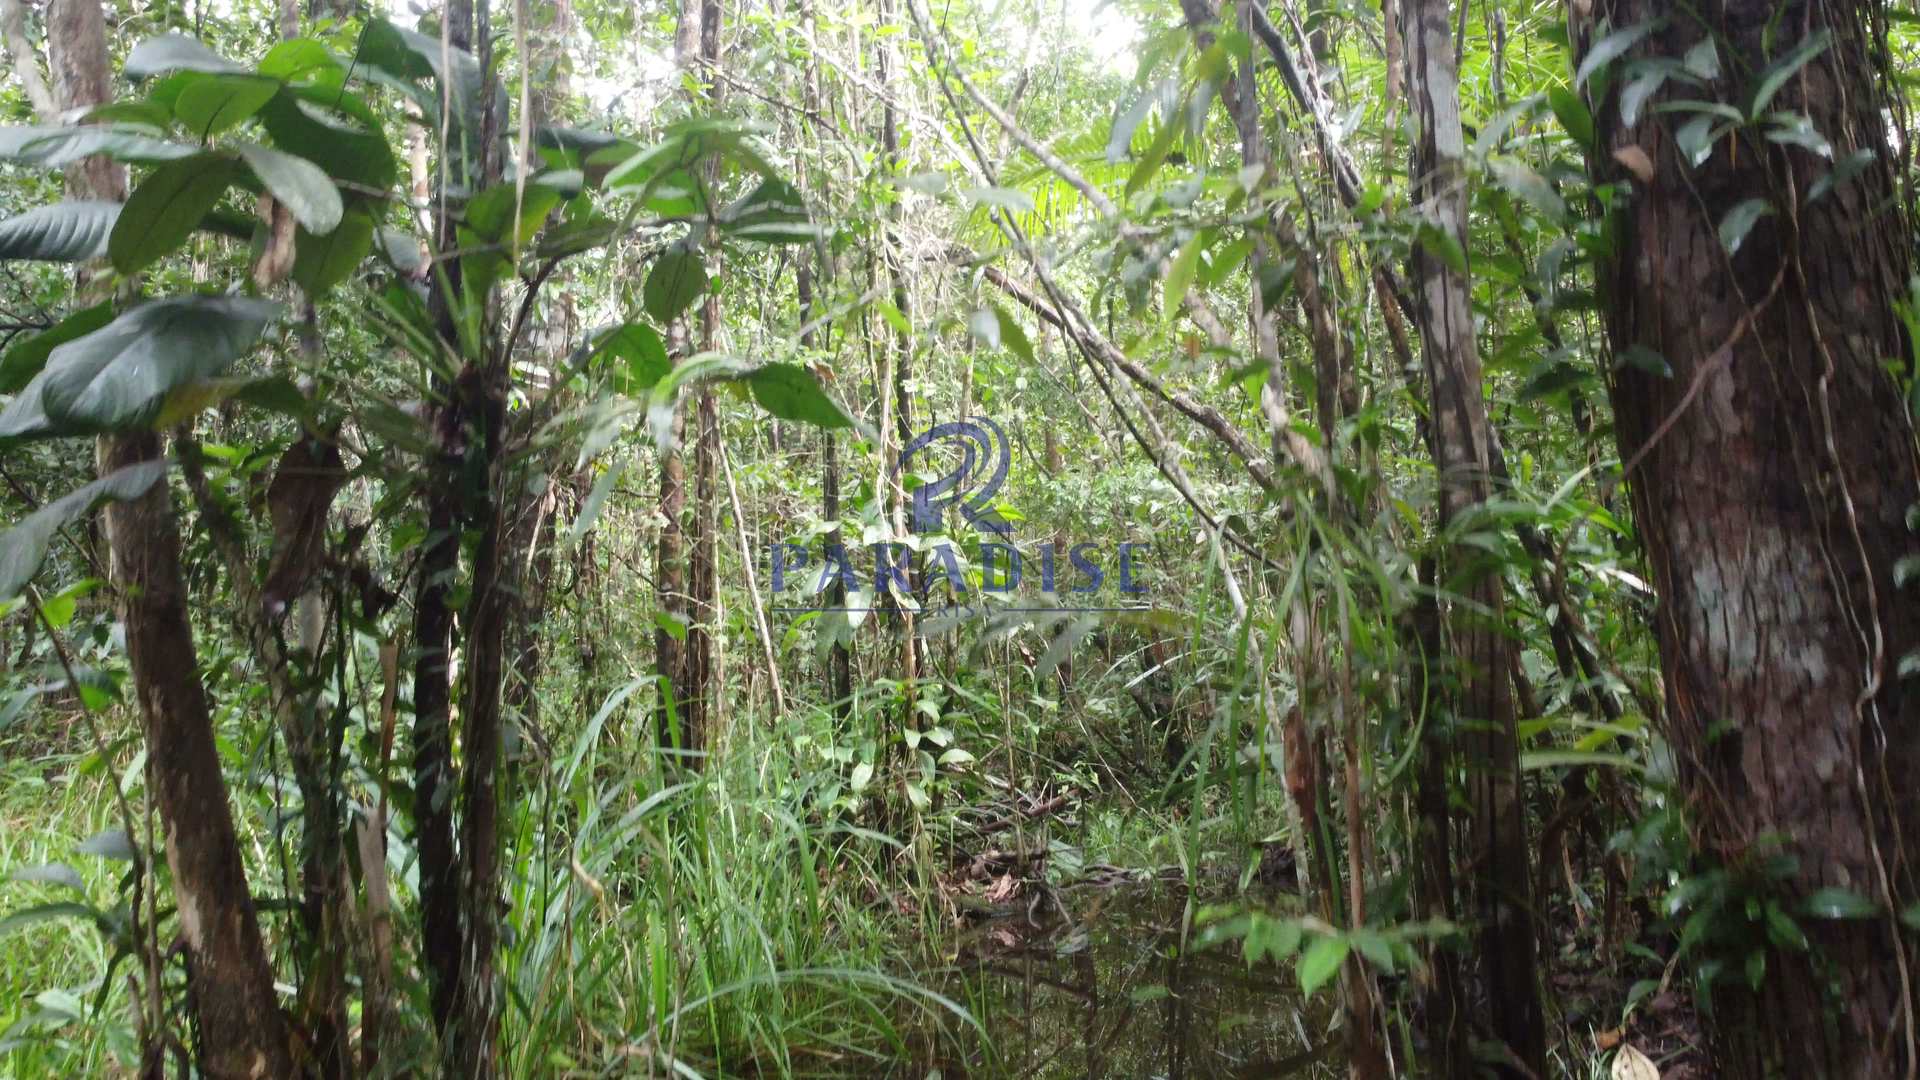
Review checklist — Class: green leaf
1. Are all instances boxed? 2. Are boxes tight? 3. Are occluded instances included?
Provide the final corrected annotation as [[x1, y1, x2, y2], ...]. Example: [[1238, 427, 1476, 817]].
[[9, 863, 83, 891], [746, 363, 854, 429], [1519, 749, 1645, 773], [1809, 147, 1877, 204], [1619, 69, 1669, 129], [719, 177, 815, 244], [256, 38, 338, 81], [1673, 113, 1722, 168], [0, 125, 196, 168], [1546, 86, 1594, 149], [0, 297, 279, 439], [1298, 934, 1350, 997], [465, 181, 564, 248], [0, 304, 113, 394], [1681, 38, 1720, 80], [1414, 219, 1467, 274], [643, 250, 709, 324], [1615, 345, 1672, 378], [959, 185, 1035, 214], [0, 901, 114, 939], [109, 152, 240, 273], [0, 202, 120, 262], [597, 323, 671, 394], [76, 829, 136, 861], [124, 33, 244, 78], [994, 306, 1034, 364], [255, 86, 397, 189], [1107, 79, 1169, 163], [1163, 230, 1206, 310], [1488, 156, 1566, 220], [0, 460, 168, 601], [1575, 19, 1659, 88], [173, 74, 280, 138], [237, 143, 343, 234], [1803, 887, 1877, 919], [292, 207, 374, 297], [1750, 30, 1833, 119], [1717, 197, 1772, 255]]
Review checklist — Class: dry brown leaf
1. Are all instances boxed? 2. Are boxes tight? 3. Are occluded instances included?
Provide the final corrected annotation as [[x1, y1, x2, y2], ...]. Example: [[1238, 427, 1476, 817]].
[[1614, 145, 1656, 184], [1612, 1042, 1661, 1080]]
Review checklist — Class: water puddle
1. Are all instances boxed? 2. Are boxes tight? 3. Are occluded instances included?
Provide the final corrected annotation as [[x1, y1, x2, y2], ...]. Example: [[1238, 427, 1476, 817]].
[[925, 883, 1341, 1078]]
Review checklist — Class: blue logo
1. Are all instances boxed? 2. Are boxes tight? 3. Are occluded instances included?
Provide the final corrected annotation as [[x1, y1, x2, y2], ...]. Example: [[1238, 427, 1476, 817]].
[[898, 416, 1010, 536], [767, 415, 1155, 615]]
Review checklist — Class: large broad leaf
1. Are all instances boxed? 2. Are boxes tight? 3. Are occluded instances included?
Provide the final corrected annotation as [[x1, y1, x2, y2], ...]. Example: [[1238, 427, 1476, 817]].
[[124, 33, 245, 78], [464, 181, 564, 248], [719, 178, 816, 244], [0, 304, 113, 394], [256, 86, 396, 189], [256, 38, 339, 81], [173, 74, 281, 138], [0, 126, 195, 168], [596, 323, 671, 394], [109, 152, 241, 273], [0, 460, 169, 601], [643, 250, 709, 323], [237, 143, 343, 234], [745, 363, 855, 429], [0, 297, 280, 438], [0, 202, 120, 262], [292, 207, 374, 297]]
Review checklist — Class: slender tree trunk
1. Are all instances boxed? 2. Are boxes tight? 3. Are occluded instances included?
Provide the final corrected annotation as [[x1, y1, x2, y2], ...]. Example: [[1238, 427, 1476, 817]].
[[685, 0, 723, 754], [41, 1, 293, 1075], [1584, 1, 1920, 1073], [1403, 0, 1542, 1071], [105, 436, 296, 1080], [414, 0, 476, 1043], [0, 0, 54, 119], [876, 0, 920, 703]]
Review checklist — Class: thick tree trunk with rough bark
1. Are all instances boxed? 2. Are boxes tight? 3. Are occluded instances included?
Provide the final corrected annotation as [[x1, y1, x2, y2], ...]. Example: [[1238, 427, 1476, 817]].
[[1585, 0, 1920, 1073], [1403, 0, 1543, 1071]]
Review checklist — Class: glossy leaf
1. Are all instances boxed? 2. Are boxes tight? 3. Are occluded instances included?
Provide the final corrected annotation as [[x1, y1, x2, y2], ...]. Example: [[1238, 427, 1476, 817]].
[[0, 297, 279, 438], [0, 460, 169, 601], [292, 207, 375, 297], [237, 143, 343, 234], [0, 303, 113, 394], [0, 201, 120, 262], [745, 363, 855, 429], [124, 33, 245, 78], [109, 152, 241, 273], [173, 74, 281, 138], [0, 125, 195, 168], [644, 250, 709, 324]]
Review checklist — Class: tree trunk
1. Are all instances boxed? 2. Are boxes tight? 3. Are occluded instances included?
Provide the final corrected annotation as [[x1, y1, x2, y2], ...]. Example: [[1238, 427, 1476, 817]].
[[414, 0, 477, 1044], [104, 435, 294, 1079], [1585, 0, 1920, 1073], [45, 1, 293, 1074], [1403, 0, 1543, 1070]]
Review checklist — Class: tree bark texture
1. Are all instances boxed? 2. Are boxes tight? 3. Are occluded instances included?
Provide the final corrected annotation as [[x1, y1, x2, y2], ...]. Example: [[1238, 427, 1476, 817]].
[[1586, 0, 1920, 1072], [1403, 0, 1543, 1070]]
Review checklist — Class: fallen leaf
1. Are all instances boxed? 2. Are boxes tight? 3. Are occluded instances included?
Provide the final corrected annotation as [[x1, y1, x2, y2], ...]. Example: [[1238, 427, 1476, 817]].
[[1612, 1042, 1661, 1080], [1613, 145, 1656, 184]]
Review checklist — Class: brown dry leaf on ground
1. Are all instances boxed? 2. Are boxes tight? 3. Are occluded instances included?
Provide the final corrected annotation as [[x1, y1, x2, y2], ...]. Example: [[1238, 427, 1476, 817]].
[[1612, 1042, 1661, 1080]]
